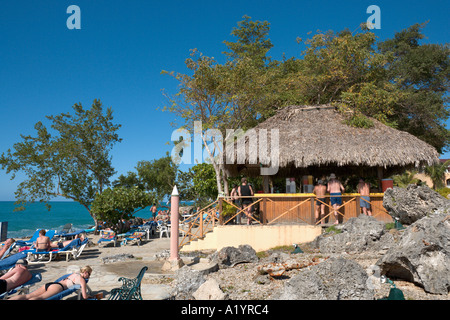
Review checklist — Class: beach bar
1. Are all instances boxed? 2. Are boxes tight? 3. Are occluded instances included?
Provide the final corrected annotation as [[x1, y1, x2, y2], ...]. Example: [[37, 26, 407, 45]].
[[222, 105, 440, 226]]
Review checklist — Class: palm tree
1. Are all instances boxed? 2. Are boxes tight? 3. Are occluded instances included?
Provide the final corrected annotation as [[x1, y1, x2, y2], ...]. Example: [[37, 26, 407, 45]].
[[425, 160, 450, 190], [392, 170, 419, 188]]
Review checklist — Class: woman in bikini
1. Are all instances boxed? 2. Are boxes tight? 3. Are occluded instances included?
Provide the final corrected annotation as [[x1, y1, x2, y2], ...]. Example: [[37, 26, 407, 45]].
[[9, 266, 92, 300]]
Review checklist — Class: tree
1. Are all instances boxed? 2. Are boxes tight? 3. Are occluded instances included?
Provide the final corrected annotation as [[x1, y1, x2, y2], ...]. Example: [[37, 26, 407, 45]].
[[0, 99, 121, 228], [392, 170, 420, 188], [114, 153, 178, 203], [90, 186, 154, 232], [378, 22, 450, 153], [162, 16, 278, 197], [424, 160, 450, 190]]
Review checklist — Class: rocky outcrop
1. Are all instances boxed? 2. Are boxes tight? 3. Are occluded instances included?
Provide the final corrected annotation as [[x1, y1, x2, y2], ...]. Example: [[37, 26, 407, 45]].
[[376, 212, 450, 294], [271, 257, 374, 300], [310, 214, 395, 254], [383, 185, 450, 225]]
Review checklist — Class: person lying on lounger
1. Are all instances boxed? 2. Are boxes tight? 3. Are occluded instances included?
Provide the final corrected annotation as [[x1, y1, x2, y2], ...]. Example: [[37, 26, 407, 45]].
[[50, 233, 87, 249], [0, 238, 15, 259], [0, 259, 32, 295], [9, 265, 92, 300]]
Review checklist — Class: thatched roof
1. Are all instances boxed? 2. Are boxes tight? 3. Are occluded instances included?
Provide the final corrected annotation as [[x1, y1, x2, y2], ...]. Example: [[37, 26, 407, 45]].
[[224, 105, 439, 177]]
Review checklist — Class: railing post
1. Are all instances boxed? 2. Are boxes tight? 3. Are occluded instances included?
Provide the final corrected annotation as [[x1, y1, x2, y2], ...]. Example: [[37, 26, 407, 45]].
[[219, 197, 223, 225]]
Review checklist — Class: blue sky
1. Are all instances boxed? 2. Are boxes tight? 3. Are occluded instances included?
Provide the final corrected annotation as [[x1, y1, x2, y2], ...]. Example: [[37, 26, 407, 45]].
[[0, 0, 449, 201]]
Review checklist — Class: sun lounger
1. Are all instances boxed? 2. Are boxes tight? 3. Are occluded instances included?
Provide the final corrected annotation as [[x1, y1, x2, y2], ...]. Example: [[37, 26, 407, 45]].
[[0, 272, 42, 299], [45, 273, 91, 300], [119, 231, 146, 246], [0, 252, 28, 271], [55, 229, 85, 240], [25, 238, 89, 264], [15, 229, 57, 247], [97, 230, 117, 247], [1, 242, 17, 260]]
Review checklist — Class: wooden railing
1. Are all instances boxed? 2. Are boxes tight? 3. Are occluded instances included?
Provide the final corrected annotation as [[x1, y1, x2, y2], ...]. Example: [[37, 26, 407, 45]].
[[179, 199, 220, 248], [178, 193, 391, 248]]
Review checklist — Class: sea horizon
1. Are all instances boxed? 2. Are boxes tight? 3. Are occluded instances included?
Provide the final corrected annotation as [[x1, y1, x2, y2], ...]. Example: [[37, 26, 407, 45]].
[[0, 200, 195, 239]]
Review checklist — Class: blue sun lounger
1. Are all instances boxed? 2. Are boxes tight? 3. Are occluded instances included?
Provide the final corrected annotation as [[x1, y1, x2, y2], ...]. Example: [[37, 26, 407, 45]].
[[45, 273, 91, 300], [26, 238, 89, 264], [0, 252, 28, 271], [1, 242, 17, 260], [15, 229, 57, 247]]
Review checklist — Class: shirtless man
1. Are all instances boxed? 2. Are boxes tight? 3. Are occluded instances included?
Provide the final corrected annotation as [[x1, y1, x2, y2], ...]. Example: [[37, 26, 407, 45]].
[[0, 238, 15, 258], [0, 259, 32, 295], [313, 180, 327, 224], [34, 229, 52, 252], [357, 178, 372, 216], [327, 173, 345, 224]]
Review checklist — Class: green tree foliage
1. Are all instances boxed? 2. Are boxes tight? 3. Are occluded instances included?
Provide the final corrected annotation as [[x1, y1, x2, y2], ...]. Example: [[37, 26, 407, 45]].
[[392, 170, 420, 188], [378, 22, 450, 153], [163, 17, 449, 199], [90, 186, 154, 230], [424, 160, 450, 190], [0, 99, 121, 227], [177, 163, 218, 207], [114, 153, 178, 203], [162, 17, 278, 196]]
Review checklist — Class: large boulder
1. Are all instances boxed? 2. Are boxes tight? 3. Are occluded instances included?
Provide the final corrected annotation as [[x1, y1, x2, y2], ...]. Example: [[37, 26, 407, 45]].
[[211, 244, 259, 268], [383, 185, 450, 225], [376, 212, 450, 294], [310, 214, 395, 254], [172, 265, 206, 300], [271, 257, 374, 300]]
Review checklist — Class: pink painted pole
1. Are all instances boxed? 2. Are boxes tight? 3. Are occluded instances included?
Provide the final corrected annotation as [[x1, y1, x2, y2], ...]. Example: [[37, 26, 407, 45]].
[[170, 185, 180, 261]]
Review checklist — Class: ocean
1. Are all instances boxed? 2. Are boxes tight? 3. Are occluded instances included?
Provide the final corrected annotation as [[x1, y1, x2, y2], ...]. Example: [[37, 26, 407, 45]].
[[0, 200, 193, 239]]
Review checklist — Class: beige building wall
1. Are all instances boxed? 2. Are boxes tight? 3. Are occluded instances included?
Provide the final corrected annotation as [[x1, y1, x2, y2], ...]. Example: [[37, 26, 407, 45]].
[[180, 224, 322, 252]]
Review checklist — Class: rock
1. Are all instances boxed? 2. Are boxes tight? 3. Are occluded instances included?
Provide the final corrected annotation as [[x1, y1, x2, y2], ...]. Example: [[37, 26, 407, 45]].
[[310, 215, 394, 254], [383, 185, 450, 225], [173, 265, 207, 300], [271, 257, 374, 300], [376, 212, 450, 294], [101, 253, 134, 264], [193, 278, 227, 300], [211, 244, 259, 268]]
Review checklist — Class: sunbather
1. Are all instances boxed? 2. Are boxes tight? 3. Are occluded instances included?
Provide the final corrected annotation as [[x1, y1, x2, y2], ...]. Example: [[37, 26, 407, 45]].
[[50, 233, 87, 249], [34, 229, 52, 252], [9, 265, 93, 300], [0, 259, 32, 295], [0, 238, 15, 259]]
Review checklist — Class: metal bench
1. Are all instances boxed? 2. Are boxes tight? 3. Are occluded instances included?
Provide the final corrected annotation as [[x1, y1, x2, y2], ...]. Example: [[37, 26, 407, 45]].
[[108, 266, 148, 300]]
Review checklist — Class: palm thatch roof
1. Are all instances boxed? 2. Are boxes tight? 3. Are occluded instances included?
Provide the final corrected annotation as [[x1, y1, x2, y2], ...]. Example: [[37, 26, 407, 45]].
[[224, 105, 439, 177]]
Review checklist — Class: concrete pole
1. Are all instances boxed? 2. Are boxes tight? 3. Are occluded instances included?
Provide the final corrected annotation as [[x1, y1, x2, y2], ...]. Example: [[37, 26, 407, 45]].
[[170, 185, 180, 261]]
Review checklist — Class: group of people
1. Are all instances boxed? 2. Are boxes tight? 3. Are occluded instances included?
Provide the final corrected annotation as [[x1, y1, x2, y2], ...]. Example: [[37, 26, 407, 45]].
[[149, 205, 170, 223], [313, 173, 372, 225], [0, 229, 93, 300], [1, 262, 92, 300]]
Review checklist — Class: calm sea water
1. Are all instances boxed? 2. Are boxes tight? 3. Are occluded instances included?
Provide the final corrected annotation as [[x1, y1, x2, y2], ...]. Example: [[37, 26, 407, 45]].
[[0, 200, 193, 239]]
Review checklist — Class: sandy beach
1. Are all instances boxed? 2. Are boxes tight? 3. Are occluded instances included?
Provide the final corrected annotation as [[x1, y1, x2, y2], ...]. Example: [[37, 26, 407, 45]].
[[11, 233, 176, 300]]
